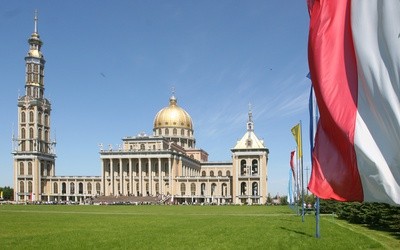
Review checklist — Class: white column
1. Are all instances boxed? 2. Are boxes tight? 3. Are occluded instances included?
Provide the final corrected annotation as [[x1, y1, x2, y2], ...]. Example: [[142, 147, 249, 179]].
[[119, 159, 123, 195], [168, 157, 172, 195], [148, 158, 152, 196], [259, 155, 263, 204], [138, 158, 142, 196], [110, 159, 114, 196], [129, 158, 132, 195], [158, 158, 162, 195], [101, 159, 105, 195], [236, 157, 240, 204]]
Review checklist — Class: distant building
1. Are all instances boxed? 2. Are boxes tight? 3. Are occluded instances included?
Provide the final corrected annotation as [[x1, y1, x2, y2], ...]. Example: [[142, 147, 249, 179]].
[[13, 13, 269, 205]]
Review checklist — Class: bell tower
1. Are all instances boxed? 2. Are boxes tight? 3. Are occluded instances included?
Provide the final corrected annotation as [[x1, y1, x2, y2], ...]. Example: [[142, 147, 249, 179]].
[[13, 11, 56, 202], [231, 105, 269, 205]]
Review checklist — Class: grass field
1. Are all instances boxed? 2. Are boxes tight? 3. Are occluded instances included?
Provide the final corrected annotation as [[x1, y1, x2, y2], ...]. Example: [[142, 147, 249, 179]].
[[0, 205, 398, 249]]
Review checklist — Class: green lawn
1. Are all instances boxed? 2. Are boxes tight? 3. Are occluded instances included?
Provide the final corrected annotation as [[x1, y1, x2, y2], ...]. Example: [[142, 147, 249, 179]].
[[0, 205, 398, 249]]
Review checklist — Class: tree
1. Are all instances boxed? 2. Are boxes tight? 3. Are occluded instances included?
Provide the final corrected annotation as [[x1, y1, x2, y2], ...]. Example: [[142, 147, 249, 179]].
[[266, 193, 272, 204], [0, 186, 14, 200], [279, 196, 288, 205]]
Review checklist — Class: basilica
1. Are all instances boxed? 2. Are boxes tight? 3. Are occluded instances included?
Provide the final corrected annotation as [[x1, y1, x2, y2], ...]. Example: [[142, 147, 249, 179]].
[[13, 14, 269, 205]]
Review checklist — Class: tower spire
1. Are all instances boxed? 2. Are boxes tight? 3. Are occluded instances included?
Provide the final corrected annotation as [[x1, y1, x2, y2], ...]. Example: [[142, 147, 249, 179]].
[[34, 10, 38, 33], [169, 86, 177, 106], [25, 10, 45, 98], [247, 103, 254, 132]]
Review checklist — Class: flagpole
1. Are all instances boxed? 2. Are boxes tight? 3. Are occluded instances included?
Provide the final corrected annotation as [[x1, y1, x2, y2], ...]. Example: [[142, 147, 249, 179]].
[[296, 149, 300, 215], [312, 87, 320, 238], [300, 120, 305, 222]]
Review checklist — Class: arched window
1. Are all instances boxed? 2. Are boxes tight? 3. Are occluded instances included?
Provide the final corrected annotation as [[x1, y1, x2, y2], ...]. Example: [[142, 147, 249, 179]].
[[21, 112, 26, 123], [21, 128, 26, 139], [191, 183, 196, 195], [211, 183, 216, 196], [45, 130, 49, 142], [28, 181, 33, 193], [164, 183, 169, 193], [252, 182, 258, 196], [240, 182, 247, 195], [62, 182, 66, 194], [165, 128, 169, 135], [44, 114, 49, 126], [158, 128, 161, 135], [19, 162, 24, 175], [240, 160, 246, 175], [181, 129, 184, 136], [226, 170, 231, 176], [96, 183, 101, 195], [38, 112, 42, 124], [38, 128, 42, 140], [173, 128, 177, 135], [180, 183, 186, 196], [78, 182, 83, 194], [70, 182, 75, 194], [53, 182, 58, 194], [221, 183, 227, 196], [218, 171, 222, 177], [29, 111, 34, 123], [201, 183, 206, 196], [252, 160, 258, 175], [87, 183, 92, 194], [210, 171, 214, 177], [28, 162, 32, 175], [29, 128, 34, 139], [140, 144, 145, 150], [19, 181, 24, 193], [201, 171, 206, 177]]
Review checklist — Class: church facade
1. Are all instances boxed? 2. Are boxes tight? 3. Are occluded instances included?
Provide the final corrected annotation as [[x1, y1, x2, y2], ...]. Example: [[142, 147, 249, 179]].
[[12, 14, 269, 205]]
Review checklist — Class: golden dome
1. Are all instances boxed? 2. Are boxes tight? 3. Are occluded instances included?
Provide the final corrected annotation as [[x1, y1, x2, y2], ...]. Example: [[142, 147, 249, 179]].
[[154, 95, 193, 130]]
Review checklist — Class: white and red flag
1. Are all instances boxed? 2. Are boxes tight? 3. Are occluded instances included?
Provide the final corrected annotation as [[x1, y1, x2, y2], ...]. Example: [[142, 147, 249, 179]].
[[308, 0, 400, 205]]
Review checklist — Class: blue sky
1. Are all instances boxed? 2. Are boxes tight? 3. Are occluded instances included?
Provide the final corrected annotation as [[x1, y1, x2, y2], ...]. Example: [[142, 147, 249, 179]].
[[0, 1, 311, 196]]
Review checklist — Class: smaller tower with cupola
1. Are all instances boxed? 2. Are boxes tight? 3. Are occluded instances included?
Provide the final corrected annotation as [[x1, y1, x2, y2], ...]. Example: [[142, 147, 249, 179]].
[[13, 11, 56, 202], [231, 105, 269, 204]]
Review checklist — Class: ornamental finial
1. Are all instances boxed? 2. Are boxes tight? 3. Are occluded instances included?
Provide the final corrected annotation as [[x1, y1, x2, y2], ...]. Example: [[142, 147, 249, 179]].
[[34, 10, 38, 33]]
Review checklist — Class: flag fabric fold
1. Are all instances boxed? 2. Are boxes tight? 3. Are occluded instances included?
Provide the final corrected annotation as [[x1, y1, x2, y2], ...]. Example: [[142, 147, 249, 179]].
[[308, 0, 400, 205], [291, 124, 302, 159], [288, 169, 294, 204], [290, 150, 296, 179]]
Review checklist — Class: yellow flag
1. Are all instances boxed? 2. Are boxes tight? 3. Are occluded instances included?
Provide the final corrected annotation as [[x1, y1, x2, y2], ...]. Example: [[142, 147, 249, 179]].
[[291, 124, 302, 158]]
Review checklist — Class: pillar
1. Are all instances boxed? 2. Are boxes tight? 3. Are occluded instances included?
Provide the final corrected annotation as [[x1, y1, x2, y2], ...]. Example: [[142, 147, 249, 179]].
[[138, 158, 142, 195], [119, 158, 123, 195], [129, 158, 132, 195], [110, 159, 114, 195], [158, 158, 162, 195], [101, 159, 105, 195]]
